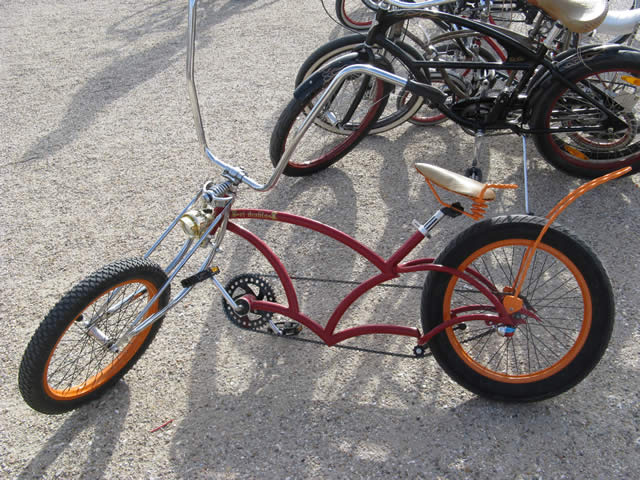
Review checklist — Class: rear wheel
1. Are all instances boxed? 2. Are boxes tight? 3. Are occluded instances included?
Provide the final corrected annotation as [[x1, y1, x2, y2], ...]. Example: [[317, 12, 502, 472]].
[[530, 50, 640, 177], [422, 216, 614, 402], [18, 258, 170, 414]]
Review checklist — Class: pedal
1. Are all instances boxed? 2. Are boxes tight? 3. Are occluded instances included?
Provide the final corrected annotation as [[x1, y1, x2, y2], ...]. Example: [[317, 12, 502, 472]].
[[268, 320, 302, 336], [181, 266, 220, 288]]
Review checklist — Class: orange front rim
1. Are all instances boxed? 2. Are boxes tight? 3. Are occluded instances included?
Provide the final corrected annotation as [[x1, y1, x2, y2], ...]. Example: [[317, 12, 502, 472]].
[[443, 239, 592, 383], [43, 279, 159, 400]]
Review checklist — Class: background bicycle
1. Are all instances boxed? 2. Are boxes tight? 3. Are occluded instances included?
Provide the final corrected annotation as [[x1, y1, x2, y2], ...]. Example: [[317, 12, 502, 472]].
[[334, 0, 640, 40], [325, 0, 640, 130], [272, 0, 640, 181]]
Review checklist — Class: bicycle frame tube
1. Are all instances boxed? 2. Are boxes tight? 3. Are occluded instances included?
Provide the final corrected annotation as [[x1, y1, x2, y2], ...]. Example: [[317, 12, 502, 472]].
[[368, 9, 631, 133], [225, 209, 510, 346]]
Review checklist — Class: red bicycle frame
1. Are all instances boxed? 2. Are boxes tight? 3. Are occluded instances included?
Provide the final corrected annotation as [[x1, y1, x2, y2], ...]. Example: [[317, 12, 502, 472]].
[[225, 208, 511, 347]]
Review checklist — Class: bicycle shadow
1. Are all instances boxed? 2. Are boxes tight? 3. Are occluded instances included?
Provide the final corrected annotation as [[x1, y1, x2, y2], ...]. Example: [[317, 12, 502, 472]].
[[16, 0, 279, 166], [168, 295, 637, 478], [17, 382, 131, 480], [161, 123, 468, 477], [165, 130, 448, 474]]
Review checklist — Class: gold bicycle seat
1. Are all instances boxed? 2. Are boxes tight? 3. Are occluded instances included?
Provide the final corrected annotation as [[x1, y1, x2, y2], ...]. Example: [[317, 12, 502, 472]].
[[528, 0, 608, 34], [415, 163, 496, 200]]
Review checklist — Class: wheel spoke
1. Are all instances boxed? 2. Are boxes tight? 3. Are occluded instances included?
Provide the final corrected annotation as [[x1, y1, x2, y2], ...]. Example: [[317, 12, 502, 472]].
[[444, 235, 591, 379], [46, 279, 157, 395]]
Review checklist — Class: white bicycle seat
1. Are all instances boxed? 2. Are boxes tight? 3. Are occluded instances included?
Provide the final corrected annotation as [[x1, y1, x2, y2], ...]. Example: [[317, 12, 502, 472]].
[[598, 8, 640, 35], [529, 0, 608, 33]]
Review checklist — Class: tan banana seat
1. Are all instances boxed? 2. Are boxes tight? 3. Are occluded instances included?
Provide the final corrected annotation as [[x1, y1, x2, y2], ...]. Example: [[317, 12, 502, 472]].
[[415, 163, 496, 200], [528, 0, 608, 34]]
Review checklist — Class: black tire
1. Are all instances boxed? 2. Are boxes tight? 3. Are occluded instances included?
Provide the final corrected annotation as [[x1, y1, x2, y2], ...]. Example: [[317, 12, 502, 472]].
[[422, 215, 614, 402], [19, 258, 170, 414], [270, 59, 391, 176], [529, 49, 640, 177], [295, 35, 426, 134], [295, 35, 367, 87]]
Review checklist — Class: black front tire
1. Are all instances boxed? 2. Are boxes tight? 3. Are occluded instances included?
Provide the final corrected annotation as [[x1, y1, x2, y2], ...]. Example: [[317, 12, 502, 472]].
[[18, 258, 170, 414]]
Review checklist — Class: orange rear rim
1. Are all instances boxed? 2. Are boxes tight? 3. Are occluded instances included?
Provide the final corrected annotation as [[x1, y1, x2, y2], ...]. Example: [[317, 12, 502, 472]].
[[43, 279, 159, 400], [443, 239, 592, 383]]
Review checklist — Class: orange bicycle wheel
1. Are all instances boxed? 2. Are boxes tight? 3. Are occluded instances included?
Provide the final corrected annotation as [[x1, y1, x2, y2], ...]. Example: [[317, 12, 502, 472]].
[[19, 258, 170, 414], [422, 215, 614, 401]]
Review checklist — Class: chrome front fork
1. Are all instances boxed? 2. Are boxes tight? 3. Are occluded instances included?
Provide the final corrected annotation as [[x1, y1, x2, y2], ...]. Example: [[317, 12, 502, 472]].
[[123, 201, 232, 346], [84, 186, 233, 352]]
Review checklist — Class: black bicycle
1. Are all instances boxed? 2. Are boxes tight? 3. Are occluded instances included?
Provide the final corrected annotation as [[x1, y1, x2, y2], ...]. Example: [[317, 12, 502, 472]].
[[271, 0, 640, 179]]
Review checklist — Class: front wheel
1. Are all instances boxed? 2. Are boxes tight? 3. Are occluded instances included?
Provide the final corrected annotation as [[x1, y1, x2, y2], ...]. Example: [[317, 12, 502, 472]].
[[529, 50, 640, 177], [270, 59, 390, 176], [422, 216, 614, 402], [18, 258, 170, 414], [335, 0, 374, 31]]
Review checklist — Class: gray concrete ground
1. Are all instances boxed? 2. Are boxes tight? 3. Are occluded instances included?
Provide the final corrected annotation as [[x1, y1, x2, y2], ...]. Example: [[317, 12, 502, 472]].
[[1, 1, 639, 478]]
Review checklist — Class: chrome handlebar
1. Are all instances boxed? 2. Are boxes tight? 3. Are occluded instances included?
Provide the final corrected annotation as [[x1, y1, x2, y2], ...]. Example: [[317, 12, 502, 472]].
[[187, 0, 288, 192], [186, 0, 445, 193]]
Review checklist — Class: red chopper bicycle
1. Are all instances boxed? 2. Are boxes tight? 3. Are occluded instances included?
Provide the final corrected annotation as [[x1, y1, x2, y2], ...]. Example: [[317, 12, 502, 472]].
[[18, 0, 633, 414]]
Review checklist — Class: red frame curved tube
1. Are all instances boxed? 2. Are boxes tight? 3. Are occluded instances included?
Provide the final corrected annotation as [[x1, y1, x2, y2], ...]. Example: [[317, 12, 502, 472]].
[[225, 209, 510, 347]]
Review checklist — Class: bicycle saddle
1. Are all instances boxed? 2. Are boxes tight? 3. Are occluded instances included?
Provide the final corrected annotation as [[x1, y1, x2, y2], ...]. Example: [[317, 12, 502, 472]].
[[415, 163, 496, 200], [528, 0, 608, 33]]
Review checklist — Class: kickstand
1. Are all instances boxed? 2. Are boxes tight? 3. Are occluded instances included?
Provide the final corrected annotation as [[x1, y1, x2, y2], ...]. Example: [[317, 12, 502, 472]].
[[522, 135, 533, 215], [465, 130, 485, 181]]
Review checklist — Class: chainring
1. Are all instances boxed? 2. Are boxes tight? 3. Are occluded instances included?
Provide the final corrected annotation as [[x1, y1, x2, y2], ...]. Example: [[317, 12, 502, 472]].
[[222, 274, 276, 330]]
